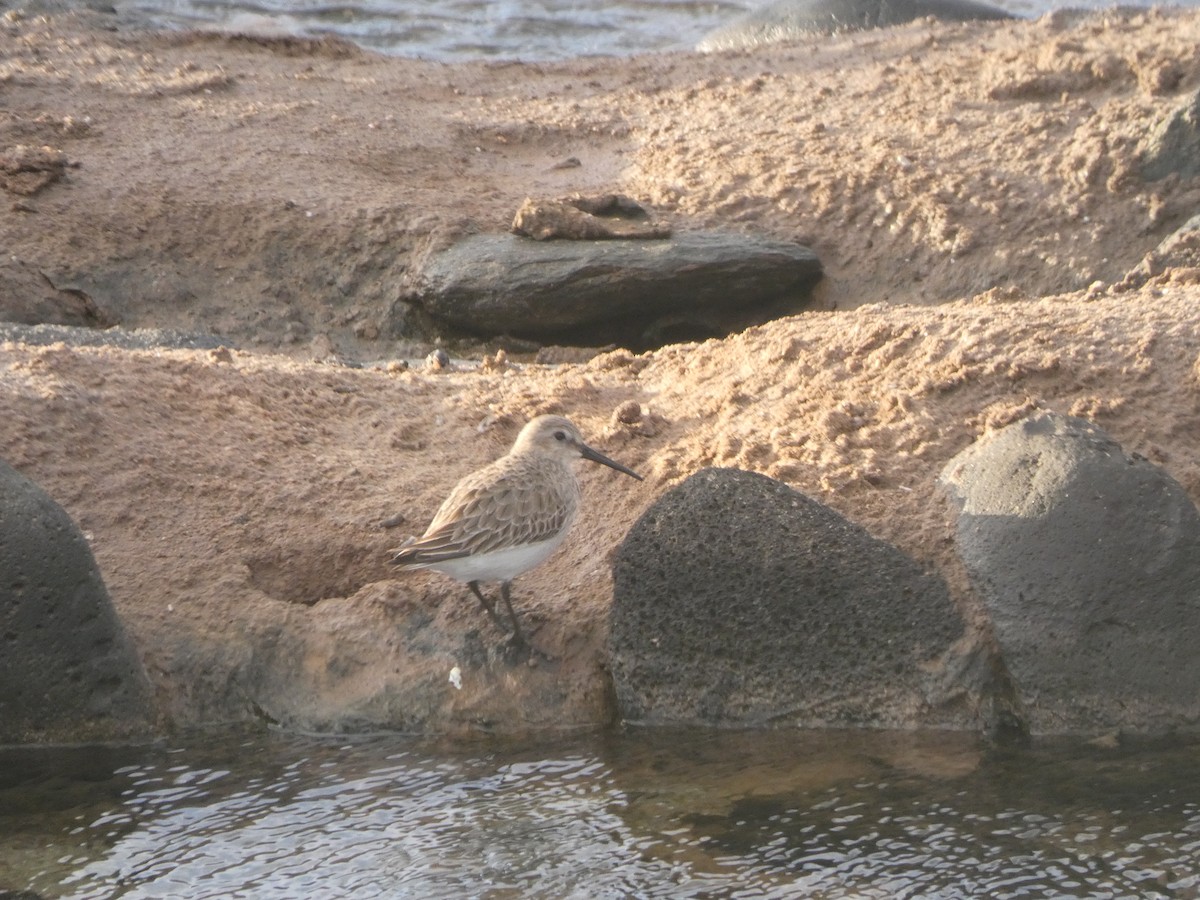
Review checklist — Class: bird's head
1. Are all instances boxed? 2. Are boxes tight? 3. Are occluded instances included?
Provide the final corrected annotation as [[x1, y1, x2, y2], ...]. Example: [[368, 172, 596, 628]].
[[514, 415, 643, 481]]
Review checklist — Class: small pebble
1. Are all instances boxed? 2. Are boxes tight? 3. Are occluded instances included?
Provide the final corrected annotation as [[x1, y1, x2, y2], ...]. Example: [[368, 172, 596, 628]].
[[614, 400, 643, 425]]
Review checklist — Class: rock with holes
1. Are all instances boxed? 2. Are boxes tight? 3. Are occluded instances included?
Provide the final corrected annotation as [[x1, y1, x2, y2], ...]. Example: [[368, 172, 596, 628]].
[[400, 231, 822, 350], [609, 468, 968, 728], [697, 0, 1014, 51], [940, 412, 1200, 735], [0, 458, 153, 743]]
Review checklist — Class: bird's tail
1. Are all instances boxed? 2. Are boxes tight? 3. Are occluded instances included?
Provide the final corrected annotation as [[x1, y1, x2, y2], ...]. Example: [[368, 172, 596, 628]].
[[389, 536, 421, 568]]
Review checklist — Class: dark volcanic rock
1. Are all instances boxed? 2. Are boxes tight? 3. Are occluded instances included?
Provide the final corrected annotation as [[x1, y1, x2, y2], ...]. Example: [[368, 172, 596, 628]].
[[697, 0, 1015, 51], [0, 459, 153, 743], [403, 231, 822, 349], [610, 468, 967, 728], [940, 412, 1200, 735]]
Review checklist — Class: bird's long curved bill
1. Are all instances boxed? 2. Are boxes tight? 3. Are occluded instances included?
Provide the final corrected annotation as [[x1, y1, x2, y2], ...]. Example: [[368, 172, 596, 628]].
[[580, 443, 643, 481]]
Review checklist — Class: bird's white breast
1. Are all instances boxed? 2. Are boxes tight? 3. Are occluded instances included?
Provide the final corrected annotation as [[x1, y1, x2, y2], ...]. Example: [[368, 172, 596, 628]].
[[426, 532, 570, 584]]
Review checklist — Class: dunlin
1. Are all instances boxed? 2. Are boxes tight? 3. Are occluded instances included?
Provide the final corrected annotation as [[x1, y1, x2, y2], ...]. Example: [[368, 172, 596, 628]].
[[391, 414, 643, 645]]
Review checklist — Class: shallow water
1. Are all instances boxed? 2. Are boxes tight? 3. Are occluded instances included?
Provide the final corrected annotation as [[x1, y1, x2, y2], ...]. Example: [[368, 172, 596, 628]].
[[3, 728, 1199, 898], [113, 0, 748, 62], [112, 0, 1200, 63]]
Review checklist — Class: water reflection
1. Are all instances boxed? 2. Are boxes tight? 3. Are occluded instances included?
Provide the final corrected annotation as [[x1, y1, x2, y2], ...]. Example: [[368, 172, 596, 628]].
[[1, 728, 1198, 898]]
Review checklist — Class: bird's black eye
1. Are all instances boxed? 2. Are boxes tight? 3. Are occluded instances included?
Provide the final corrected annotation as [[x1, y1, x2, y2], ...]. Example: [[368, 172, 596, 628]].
[[554, 431, 567, 441]]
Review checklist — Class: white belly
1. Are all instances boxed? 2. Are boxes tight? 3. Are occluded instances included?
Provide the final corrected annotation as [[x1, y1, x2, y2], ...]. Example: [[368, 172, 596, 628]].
[[426, 533, 568, 584]]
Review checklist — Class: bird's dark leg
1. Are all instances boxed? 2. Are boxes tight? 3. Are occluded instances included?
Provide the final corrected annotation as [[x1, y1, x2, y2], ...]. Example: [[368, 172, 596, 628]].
[[468, 581, 509, 633], [499, 581, 528, 647]]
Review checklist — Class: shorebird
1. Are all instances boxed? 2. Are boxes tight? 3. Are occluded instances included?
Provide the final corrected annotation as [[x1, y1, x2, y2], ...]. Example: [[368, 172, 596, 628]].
[[391, 414, 643, 645]]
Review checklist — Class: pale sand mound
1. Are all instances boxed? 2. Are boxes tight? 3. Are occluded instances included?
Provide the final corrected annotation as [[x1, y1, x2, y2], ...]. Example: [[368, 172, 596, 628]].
[[2, 6, 1200, 732]]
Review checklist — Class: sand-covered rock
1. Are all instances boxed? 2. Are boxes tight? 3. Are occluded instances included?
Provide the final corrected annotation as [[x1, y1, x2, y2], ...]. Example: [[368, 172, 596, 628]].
[[1141, 87, 1200, 181]]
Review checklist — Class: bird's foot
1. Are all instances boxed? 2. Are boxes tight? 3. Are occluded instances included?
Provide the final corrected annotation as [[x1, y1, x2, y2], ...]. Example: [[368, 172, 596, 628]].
[[500, 631, 556, 666]]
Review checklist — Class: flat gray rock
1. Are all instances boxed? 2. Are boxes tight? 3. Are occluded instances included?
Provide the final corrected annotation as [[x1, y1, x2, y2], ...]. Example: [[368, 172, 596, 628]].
[[402, 231, 822, 348], [610, 468, 966, 728], [697, 0, 1014, 51], [940, 413, 1200, 735], [0, 459, 153, 743]]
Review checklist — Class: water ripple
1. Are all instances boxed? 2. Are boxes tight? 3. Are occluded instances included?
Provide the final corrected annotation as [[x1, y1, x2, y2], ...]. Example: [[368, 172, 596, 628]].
[[2, 731, 1200, 898]]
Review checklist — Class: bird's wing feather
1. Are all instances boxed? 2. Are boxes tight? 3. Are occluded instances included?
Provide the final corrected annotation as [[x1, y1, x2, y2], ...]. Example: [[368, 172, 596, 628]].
[[391, 456, 578, 568]]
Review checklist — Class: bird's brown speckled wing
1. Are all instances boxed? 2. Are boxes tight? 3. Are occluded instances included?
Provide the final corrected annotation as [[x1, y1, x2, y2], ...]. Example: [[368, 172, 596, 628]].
[[391, 455, 580, 567]]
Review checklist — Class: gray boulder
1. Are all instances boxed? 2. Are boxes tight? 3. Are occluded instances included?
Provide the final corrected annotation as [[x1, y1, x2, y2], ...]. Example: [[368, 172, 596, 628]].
[[940, 413, 1200, 735], [0, 459, 153, 743], [1141, 88, 1200, 182], [401, 231, 822, 349], [697, 0, 1014, 51], [610, 468, 967, 728]]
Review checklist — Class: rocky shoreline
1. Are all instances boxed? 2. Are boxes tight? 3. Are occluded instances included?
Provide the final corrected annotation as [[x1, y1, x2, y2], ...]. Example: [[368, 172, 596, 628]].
[[4, 4, 1200, 743]]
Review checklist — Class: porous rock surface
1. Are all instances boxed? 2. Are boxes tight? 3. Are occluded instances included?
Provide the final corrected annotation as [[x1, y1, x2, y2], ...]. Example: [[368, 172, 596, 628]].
[[0, 459, 153, 743], [610, 467, 969, 728]]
